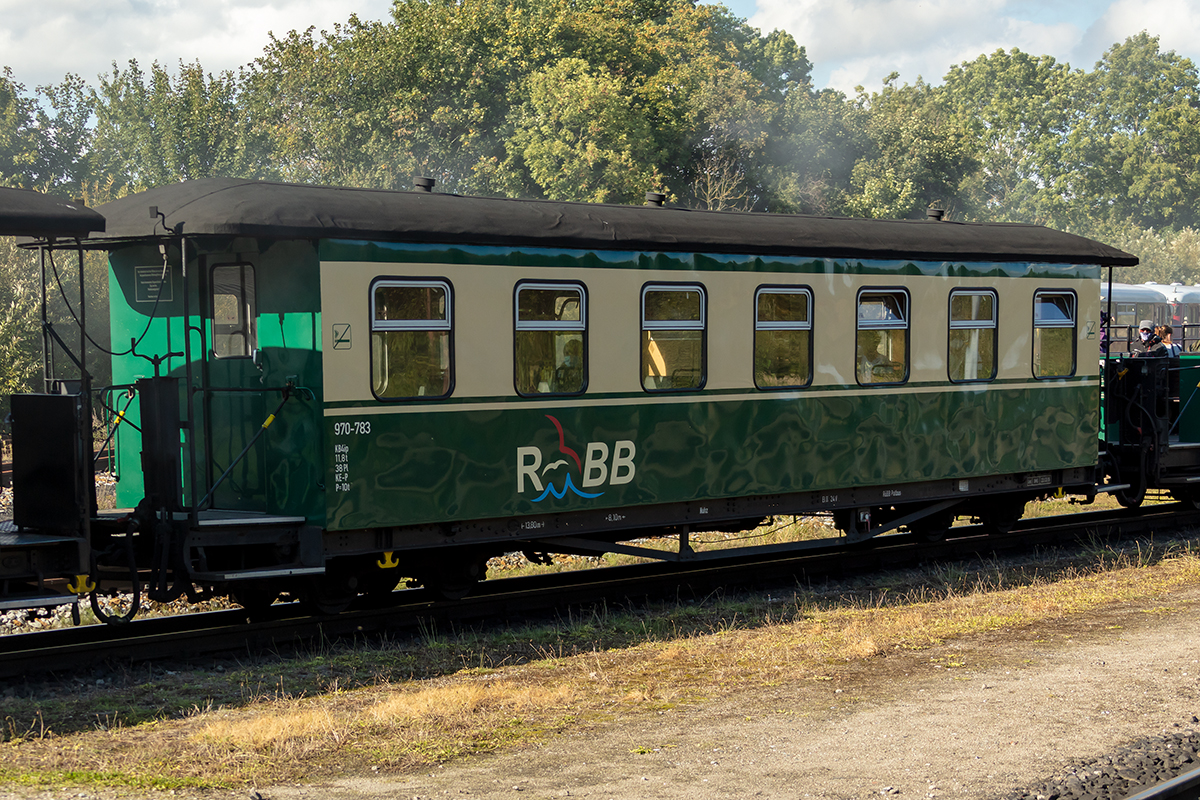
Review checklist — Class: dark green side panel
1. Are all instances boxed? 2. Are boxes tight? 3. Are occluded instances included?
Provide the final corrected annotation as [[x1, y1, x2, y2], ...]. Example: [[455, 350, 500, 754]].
[[326, 384, 1098, 531]]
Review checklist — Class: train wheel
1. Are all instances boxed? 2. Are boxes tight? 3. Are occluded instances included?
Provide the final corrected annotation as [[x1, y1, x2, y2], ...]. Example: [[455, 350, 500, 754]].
[[978, 498, 1026, 535], [909, 509, 955, 541], [1114, 446, 1148, 509], [301, 573, 358, 615], [233, 582, 280, 618], [423, 558, 486, 600], [360, 572, 404, 607], [1171, 488, 1200, 509]]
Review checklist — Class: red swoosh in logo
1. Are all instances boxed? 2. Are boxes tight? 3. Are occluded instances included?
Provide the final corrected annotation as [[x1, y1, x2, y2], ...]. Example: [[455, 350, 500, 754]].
[[544, 415, 582, 472]]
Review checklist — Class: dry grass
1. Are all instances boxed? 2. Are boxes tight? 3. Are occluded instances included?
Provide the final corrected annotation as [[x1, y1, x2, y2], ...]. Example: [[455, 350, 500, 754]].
[[3, 533, 1200, 792]]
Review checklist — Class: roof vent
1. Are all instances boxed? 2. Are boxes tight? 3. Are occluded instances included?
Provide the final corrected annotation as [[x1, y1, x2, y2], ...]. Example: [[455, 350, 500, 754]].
[[645, 192, 666, 207], [926, 207, 945, 221], [414, 177, 436, 193]]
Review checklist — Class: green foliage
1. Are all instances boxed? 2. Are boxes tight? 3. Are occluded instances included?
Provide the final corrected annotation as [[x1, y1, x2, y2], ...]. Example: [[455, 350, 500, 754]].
[[0, 68, 39, 186], [1062, 33, 1200, 230], [512, 58, 665, 203], [5, 10, 1200, 288], [942, 48, 1076, 224], [0, 240, 43, 401], [92, 59, 269, 192], [843, 76, 981, 219], [1076, 220, 1200, 285]]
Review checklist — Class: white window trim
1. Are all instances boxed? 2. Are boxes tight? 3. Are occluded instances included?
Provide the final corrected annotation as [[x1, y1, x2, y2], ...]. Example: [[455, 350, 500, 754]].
[[371, 279, 452, 332], [949, 289, 998, 330], [857, 289, 910, 331], [755, 287, 813, 331], [515, 282, 587, 331], [1034, 290, 1076, 329], [642, 284, 706, 331]]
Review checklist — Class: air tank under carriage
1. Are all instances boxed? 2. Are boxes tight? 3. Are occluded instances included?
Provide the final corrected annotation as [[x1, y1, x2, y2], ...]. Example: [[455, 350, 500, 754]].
[[3, 177, 1182, 621]]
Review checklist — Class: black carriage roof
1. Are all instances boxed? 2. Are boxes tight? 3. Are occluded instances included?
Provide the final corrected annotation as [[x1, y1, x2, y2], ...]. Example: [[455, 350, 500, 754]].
[[89, 177, 1137, 266], [0, 186, 104, 238]]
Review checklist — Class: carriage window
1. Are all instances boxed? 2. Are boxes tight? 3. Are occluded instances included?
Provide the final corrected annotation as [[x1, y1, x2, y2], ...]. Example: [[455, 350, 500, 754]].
[[515, 283, 586, 395], [371, 280, 452, 399], [211, 263, 256, 357], [754, 287, 812, 389], [948, 290, 997, 382], [1033, 290, 1075, 378], [856, 290, 909, 385], [642, 285, 705, 391]]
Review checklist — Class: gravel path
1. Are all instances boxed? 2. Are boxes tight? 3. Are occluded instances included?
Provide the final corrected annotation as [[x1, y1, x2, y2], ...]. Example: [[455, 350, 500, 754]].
[[265, 586, 1200, 800]]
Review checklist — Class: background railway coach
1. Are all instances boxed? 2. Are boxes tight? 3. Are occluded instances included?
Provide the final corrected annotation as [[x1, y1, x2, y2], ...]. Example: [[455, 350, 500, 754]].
[[10, 178, 1138, 614]]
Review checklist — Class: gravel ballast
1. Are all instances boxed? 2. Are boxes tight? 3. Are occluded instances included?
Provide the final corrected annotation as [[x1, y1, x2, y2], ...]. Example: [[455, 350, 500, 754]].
[[1009, 727, 1200, 800]]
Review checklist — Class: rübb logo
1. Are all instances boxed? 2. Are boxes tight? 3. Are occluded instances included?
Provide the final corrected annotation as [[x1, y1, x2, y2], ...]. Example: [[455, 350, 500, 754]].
[[517, 415, 635, 502]]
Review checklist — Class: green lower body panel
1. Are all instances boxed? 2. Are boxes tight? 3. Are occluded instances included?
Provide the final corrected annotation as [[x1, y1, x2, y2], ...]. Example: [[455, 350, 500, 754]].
[[325, 384, 1098, 531]]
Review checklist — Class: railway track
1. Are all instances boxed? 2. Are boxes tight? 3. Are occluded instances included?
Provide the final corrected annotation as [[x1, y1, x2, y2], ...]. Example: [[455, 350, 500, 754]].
[[3, 503, 1197, 680], [1127, 768, 1200, 800]]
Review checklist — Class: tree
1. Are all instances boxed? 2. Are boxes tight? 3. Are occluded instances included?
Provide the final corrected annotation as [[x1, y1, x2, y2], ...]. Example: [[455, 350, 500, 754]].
[[843, 75, 980, 219], [242, 0, 806, 205], [510, 58, 665, 203], [1063, 33, 1200, 230], [0, 68, 39, 187], [91, 59, 269, 192], [766, 87, 869, 215], [32, 75, 95, 196], [942, 48, 1077, 224], [0, 239, 43, 401]]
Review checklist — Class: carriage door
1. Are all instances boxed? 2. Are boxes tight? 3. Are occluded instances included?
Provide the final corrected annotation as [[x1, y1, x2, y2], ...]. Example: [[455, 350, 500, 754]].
[[203, 260, 267, 511]]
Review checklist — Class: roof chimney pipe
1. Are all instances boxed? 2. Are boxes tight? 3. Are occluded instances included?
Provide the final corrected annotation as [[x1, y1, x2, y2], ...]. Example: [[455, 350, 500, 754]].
[[644, 191, 666, 207], [414, 177, 436, 193], [926, 207, 945, 221]]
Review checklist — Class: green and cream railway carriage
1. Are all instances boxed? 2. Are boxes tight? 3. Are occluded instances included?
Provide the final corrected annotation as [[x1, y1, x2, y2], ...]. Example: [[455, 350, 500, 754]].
[[8, 178, 1140, 613]]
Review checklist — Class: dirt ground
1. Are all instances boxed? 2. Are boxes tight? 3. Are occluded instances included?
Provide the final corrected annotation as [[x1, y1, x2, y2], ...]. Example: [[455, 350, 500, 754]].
[[2, 586, 1198, 800], [259, 587, 1200, 800]]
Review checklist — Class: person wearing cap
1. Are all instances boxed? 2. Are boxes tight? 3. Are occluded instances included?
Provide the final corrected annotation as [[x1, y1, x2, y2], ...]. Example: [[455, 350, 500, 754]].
[[1133, 319, 1168, 357]]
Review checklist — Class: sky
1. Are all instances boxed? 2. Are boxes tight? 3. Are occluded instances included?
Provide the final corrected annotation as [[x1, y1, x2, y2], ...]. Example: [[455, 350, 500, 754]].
[[1, 0, 1199, 96]]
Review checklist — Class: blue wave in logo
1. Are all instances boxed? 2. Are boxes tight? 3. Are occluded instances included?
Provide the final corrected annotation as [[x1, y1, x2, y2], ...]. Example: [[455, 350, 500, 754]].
[[530, 473, 605, 502]]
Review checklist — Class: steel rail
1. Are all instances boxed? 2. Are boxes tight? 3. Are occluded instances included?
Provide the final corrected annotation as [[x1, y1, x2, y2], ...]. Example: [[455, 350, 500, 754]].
[[2, 503, 1199, 680], [1125, 766, 1200, 800]]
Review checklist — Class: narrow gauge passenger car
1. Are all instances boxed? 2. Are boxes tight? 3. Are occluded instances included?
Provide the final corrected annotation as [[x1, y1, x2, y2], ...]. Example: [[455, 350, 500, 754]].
[[7, 178, 1138, 615]]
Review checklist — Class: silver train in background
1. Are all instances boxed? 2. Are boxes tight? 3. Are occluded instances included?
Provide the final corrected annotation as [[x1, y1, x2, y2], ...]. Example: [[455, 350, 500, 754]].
[[1102, 281, 1200, 353]]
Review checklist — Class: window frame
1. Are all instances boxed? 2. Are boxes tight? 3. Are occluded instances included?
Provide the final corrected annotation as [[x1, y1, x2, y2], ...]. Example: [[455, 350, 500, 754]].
[[1032, 288, 1077, 380], [947, 288, 999, 384], [640, 282, 707, 393], [855, 287, 911, 387], [209, 261, 257, 359], [512, 280, 588, 397], [753, 284, 814, 390], [368, 276, 455, 401]]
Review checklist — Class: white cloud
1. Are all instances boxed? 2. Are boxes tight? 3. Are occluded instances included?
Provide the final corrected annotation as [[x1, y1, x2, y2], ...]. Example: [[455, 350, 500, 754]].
[[0, 0, 393, 89], [749, 0, 1101, 93], [1079, 0, 1200, 67]]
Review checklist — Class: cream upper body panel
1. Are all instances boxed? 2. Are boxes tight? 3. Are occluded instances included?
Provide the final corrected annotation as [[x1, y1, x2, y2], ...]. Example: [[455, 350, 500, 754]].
[[321, 259, 1099, 405]]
